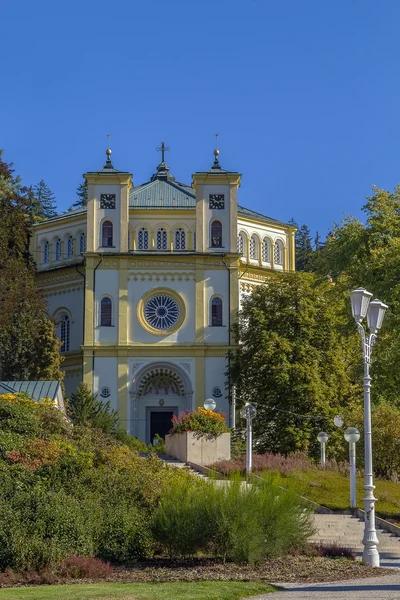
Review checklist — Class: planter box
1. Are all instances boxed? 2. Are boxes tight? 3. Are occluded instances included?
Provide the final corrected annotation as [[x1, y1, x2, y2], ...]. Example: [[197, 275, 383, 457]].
[[165, 431, 231, 466]]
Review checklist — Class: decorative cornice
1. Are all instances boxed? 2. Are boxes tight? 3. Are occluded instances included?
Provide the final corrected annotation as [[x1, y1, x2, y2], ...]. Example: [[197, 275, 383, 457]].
[[45, 284, 84, 297], [128, 272, 195, 282]]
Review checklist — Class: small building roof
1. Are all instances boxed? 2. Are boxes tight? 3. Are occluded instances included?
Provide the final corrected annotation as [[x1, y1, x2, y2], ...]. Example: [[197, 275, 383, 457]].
[[0, 381, 61, 402]]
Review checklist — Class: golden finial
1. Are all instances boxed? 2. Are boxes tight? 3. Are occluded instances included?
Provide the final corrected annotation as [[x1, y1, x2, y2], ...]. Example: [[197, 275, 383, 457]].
[[214, 133, 220, 156]]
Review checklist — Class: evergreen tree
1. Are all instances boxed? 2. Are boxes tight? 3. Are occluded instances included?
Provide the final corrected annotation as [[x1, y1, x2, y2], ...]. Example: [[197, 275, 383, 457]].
[[68, 383, 119, 433], [0, 149, 63, 381], [296, 224, 314, 271], [229, 272, 360, 457], [32, 179, 57, 220], [289, 219, 314, 271], [69, 178, 88, 210]]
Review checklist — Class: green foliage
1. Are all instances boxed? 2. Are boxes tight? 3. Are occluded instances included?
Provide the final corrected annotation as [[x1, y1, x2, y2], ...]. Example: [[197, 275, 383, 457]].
[[69, 178, 88, 210], [315, 184, 400, 405], [345, 402, 400, 480], [0, 149, 63, 381], [152, 476, 313, 564], [230, 272, 360, 457], [68, 383, 119, 434], [32, 179, 57, 220], [0, 395, 203, 572], [290, 219, 315, 271], [96, 503, 153, 562]]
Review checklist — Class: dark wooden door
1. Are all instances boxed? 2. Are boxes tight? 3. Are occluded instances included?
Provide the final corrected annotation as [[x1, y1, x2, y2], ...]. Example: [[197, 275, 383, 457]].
[[150, 411, 174, 441]]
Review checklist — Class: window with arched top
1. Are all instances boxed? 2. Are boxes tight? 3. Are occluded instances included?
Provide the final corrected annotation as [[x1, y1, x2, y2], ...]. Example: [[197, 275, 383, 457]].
[[43, 241, 50, 264], [138, 227, 149, 250], [102, 221, 113, 248], [211, 297, 223, 326], [175, 228, 186, 250], [56, 315, 70, 352], [100, 297, 112, 326], [80, 233, 86, 254], [156, 228, 167, 250], [262, 238, 270, 262], [211, 221, 222, 248], [67, 236, 74, 258], [250, 235, 258, 259], [55, 238, 61, 262], [274, 240, 284, 265], [237, 233, 244, 254]]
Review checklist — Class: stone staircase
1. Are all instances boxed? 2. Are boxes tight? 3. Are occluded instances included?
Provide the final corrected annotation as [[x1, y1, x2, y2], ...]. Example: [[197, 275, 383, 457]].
[[311, 513, 400, 559]]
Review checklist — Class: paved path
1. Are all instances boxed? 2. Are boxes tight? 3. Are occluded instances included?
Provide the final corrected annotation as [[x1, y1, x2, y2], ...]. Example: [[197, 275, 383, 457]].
[[245, 573, 400, 599]]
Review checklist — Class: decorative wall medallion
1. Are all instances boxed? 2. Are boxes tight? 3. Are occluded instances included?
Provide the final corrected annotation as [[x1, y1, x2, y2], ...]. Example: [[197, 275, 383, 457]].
[[212, 386, 223, 398], [100, 386, 111, 398], [179, 362, 191, 373], [132, 363, 144, 375]]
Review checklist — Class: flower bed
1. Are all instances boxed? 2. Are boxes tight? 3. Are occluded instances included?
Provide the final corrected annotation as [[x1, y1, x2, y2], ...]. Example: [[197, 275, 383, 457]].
[[166, 408, 230, 465], [169, 408, 229, 436]]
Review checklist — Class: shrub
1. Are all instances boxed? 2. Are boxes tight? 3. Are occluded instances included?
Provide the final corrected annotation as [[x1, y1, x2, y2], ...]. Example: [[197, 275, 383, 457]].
[[313, 542, 356, 560], [0, 396, 41, 437], [170, 407, 229, 436], [68, 384, 119, 434], [56, 555, 112, 579], [112, 428, 149, 452], [0, 490, 95, 571], [152, 475, 314, 564], [96, 503, 153, 562], [151, 478, 210, 558]]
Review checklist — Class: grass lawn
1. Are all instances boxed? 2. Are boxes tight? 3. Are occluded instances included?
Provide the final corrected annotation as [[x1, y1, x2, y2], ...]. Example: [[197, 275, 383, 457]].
[[0, 581, 276, 600], [258, 469, 400, 522]]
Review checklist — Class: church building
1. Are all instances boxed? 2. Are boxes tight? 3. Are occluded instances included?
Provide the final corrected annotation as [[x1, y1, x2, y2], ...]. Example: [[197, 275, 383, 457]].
[[32, 143, 296, 442]]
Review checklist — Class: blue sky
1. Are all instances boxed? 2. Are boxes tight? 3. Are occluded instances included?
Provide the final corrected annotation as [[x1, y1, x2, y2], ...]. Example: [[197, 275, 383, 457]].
[[2, 0, 400, 238]]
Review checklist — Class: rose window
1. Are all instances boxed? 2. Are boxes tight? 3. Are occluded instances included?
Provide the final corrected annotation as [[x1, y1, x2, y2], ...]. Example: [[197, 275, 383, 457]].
[[144, 295, 180, 330]]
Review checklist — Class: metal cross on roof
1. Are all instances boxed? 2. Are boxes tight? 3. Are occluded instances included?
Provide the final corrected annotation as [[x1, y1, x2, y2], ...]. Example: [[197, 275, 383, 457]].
[[156, 141, 170, 163]]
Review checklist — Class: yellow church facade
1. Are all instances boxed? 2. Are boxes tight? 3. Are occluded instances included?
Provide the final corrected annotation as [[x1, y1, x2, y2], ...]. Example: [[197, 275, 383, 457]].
[[32, 146, 295, 442]]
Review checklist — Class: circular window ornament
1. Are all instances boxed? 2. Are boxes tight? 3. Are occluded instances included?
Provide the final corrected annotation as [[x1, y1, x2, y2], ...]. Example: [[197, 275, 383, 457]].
[[100, 386, 111, 398], [212, 386, 223, 398], [137, 288, 186, 336], [144, 295, 180, 330]]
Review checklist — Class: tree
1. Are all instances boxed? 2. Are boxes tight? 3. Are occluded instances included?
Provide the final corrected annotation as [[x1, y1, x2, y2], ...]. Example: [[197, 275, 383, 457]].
[[68, 383, 119, 433], [69, 178, 88, 210], [229, 272, 360, 457], [314, 185, 400, 405], [289, 219, 315, 271], [32, 179, 57, 220], [0, 149, 63, 381]]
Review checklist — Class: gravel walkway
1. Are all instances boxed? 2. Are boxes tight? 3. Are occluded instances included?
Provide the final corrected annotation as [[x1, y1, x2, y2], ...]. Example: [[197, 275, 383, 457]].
[[245, 572, 400, 599]]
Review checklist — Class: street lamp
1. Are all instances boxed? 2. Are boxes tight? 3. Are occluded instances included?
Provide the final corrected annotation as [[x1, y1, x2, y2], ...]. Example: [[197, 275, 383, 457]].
[[350, 287, 388, 567], [344, 427, 360, 509], [317, 432, 329, 467], [241, 403, 257, 476], [204, 398, 217, 411]]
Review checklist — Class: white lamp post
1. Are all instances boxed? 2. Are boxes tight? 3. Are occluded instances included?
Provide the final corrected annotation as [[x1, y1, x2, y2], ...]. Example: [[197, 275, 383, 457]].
[[344, 427, 360, 509], [241, 403, 257, 475], [317, 432, 329, 466], [204, 398, 217, 411], [350, 287, 387, 567]]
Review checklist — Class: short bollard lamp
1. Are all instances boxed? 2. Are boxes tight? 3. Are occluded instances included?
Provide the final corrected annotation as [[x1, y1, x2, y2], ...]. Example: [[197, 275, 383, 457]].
[[350, 287, 387, 567], [344, 427, 360, 509], [241, 403, 257, 476], [204, 398, 217, 411], [317, 432, 329, 467]]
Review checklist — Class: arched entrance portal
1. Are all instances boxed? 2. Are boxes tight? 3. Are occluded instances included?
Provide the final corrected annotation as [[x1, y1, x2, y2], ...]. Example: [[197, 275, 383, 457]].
[[130, 363, 193, 443]]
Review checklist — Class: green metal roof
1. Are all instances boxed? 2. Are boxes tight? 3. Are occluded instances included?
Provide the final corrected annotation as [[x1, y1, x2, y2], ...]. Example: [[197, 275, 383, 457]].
[[0, 381, 61, 402], [130, 179, 195, 208]]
